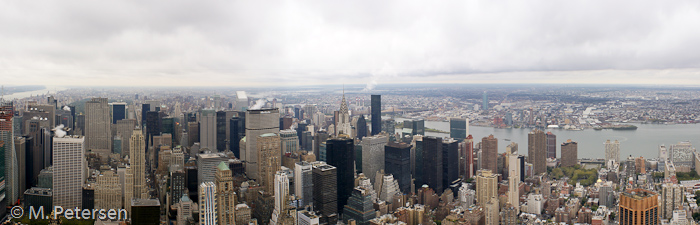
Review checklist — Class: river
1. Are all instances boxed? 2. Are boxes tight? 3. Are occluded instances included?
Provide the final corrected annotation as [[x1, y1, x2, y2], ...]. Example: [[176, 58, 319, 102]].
[[3, 86, 68, 100], [393, 118, 700, 160]]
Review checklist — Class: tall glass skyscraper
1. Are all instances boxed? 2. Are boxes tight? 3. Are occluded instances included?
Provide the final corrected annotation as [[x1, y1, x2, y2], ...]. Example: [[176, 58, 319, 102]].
[[325, 137, 355, 212], [371, 95, 381, 136], [449, 118, 467, 140]]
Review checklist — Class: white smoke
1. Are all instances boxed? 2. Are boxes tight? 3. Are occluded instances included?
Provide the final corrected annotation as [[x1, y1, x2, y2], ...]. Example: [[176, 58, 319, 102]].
[[249, 99, 267, 110], [63, 106, 70, 111], [54, 124, 66, 138], [363, 62, 397, 92]]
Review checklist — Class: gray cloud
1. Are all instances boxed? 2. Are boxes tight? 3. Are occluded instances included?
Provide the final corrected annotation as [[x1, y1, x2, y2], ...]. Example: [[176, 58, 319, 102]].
[[2, 0, 700, 86]]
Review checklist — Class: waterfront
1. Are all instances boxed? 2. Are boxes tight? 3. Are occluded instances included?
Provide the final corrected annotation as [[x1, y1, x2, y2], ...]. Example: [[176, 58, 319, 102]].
[[396, 118, 700, 159]]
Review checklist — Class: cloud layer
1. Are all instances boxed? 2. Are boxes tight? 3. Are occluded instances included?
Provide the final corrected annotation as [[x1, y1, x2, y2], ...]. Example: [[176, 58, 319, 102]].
[[2, 0, 700, 87]]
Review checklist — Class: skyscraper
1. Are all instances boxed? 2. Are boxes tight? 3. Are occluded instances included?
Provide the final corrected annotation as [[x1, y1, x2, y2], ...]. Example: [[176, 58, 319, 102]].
[[507, 143, 519, 213], [271, 170, 290, 225], [481, 135, 498, 173], [661, 183, 683, 219], [528, 129, 546, 175], [294, 162, 313, 207], [52, 135, 86, 209], [216, 111, 227, 152], [130, 128, 147, 199], [484, 196, 499, 225], [95, 170, 122, 210], [199, 182, 218, 225], [196, 152, 229, 185], [449, 118, 467, 140], [442, 138, 459, 189], [356, 115, 368, 140], [371, 95, 381, 136], [342, 186, 377, 225], [111, 102, 127, 124], [476, 170, 497, 207], [546, 132, 556, 159], [140, 103, 150, 127], [359, 135, 388, 183], [244, 108, 280, 180], [325, 137, 355, 212], [336, 91, 352, 136], [258, 133, 281, 194], [312, 164, 338, 220], [385, 142, 411, 193], [85, 98, 111, 150], [280, 129, 299, 155], [200, 109, 217, 151], [0, 101, 15, 206], [605, 140, 620, 164], [235, 91, 249, 111], [464, 135, 474, 179], [423, 136, 443, 193], [560, 139, 578, 168], [215, 162, 236, 225], [619, 188, 658, 225], [229, 116, 243, 158]]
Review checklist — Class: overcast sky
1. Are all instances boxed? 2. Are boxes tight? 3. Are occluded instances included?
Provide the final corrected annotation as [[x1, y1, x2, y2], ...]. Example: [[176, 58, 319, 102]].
[[2, 0, 700, 88]]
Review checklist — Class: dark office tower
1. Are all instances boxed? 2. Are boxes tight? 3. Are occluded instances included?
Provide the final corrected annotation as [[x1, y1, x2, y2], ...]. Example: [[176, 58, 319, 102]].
[[294, 108, 301, 120], [518, 156, 525, 182], [342, 186, 377, 225], [131, 199, 161, 225], [281, 116, 293, 130], [482, 91, 488, 111], [442, 139, 459, 190], [423, 136, 443, 194], [413, 137, 424, 189], [23, 136, 37, 187], [385, 142, 411, 193], [528, 129, 547, 175], [302, 131, 313, 151], [481, 135, 498, 173], [450, 118, 467, 140], [76, 114, 85, 135], [356, 115, 367, 140], [314, 130, 330, 158], [412, 120, 425, 136], [187, 122, 199, 148], [325, 137, 355, 212], [296, 121, 308, 148], [111, 103, 126, 124], [146, 111, 162, 149], [185, 165, 199, 203], [230, 117, 241, 158], [371, 95, 381, 136], [141, 104, 150, 127], [162, 117, 175, 142], [82, 187, 94, 210], [546, 132, 556, 159], [14, 137, 26, 198], [216, 111, 227, 152], [382, 119, 396, 136], [464, 135, 474, 179], [560, 139, 578, 168], [313, 164, 338, 221]]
